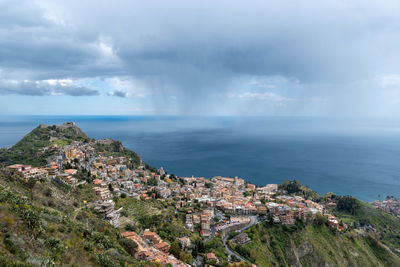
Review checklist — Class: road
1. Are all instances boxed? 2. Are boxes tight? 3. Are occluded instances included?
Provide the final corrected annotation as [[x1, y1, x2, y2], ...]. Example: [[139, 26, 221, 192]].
[[223, 216, 258, 263], [193, 256, 203, 267], [205, 209, 225, 242]]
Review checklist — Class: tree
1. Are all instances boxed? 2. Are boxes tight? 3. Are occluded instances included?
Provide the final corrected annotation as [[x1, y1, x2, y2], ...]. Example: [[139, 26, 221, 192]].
[[279, 179, 302, 194], [267, 213, 274, 225], [44, 188, 52, 197], [315, 213, 328, 226], [192, 238, 205, 257], [243, 191, 252, 197], [118, 238, 138, 256], [108, 183, 114, 192], [170, 240, 181, 259], [25, 179, 37, 201], [336, 196, 360, 215]]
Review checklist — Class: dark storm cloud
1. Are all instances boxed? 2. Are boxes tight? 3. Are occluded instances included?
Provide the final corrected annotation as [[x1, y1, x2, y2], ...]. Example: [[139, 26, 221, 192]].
[[1, 0, 400, 115], [1, 0, 397, 80], [108, 90, 128, 98]]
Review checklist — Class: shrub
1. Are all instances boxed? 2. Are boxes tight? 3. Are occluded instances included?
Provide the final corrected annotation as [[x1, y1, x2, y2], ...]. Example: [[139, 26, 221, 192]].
[[44, 188, 52, 197], [315, 213, 328, 226], [118, 238, 138, 256], [125, 224, 135, 231], [3, 216, 14, 228], [96, 254, 117, 267], [4, 233, 18, 254], [92, 232, 112, 249], [234, 244, 251, 258]]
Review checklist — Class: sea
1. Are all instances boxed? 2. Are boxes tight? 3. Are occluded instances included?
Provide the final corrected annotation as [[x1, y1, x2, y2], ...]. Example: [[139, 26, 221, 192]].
[[1, 115, 400, 202]]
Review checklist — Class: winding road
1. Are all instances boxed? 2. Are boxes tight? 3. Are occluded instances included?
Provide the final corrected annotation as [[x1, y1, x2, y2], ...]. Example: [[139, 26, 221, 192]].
[[222, 216, 258, 263]]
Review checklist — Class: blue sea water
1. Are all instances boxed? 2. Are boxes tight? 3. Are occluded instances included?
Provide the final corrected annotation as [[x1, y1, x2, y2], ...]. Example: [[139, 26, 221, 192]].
[[1, 115, 400, 202]]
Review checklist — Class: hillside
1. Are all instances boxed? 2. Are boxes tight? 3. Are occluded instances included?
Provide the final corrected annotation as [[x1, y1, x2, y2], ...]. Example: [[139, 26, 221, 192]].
[[231, 221, 399, 267], [225, 187, 400, 266], [0, 168, 156, 267], [1, 123, 400, 267], [0, 122, 141, 167]]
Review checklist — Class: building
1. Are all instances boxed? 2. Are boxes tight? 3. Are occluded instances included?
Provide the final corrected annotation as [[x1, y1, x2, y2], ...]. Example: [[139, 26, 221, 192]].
[[206, 252, 219, 263], [200, 212, 211, 237], [154, 241, 170, 253], [185, 213, 194, 232], [142, 230, 170, 253], [93, 187, 111, 200], [177, 236, 191, 248], [7, 164, 48, 180], [60, 174, 77, 185], [64, 169, 78, 175], [234, 233, 251, 244]]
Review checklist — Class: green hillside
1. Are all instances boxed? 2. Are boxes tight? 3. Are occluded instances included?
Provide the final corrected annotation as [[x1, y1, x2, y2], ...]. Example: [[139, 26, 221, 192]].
[[0, 122, 91, 166], [226, 192, 400, 267], [233, 221, 400, 267], [0, 168, 156, 267], [0, 122, 141, 167]]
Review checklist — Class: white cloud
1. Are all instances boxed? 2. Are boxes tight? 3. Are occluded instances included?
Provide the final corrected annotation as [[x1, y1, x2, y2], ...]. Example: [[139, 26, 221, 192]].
[[377, 74, 400, 87], [249, 80, 276, 89], [105, 77, 148, 98]]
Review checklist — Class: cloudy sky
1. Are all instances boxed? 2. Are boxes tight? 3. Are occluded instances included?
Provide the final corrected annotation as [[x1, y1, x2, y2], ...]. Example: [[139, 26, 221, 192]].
[[0, 0, 400, 116]]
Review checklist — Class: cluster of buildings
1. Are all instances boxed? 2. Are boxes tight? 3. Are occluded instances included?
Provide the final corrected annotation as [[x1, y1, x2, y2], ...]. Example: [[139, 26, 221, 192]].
[[122, 231, 189, 267], [174, 175, 340, 229], [7, 163, 79, 186], [371, 197, 400, 218], [7, 164, 48, 180], [7, 133, 348, 266]]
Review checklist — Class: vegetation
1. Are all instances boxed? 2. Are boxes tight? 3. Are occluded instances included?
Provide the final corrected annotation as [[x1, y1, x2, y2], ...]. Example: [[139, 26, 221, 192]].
[[0, 169, 157, 267], [329, 196, 400, 251], [92, 140, 141, 167], [0, 123, 92, 166], [279, 179, 320, 200], [230, 221, 400, 267]]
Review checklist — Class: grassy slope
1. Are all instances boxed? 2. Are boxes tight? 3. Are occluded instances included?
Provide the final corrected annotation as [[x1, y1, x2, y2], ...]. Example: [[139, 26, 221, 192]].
[[117, 197, 195, 242], [0, 170, 156, 267], [235, 222, 400, 267], [331, 199, 400, 251]]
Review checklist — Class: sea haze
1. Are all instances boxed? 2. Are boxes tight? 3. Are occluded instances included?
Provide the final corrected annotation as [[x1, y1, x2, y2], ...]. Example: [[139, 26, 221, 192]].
[[1, 115, 400, 202]]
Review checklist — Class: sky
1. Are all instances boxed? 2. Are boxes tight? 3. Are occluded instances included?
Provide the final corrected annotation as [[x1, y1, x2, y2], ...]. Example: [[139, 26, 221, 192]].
[[0, 0, 400, 117]]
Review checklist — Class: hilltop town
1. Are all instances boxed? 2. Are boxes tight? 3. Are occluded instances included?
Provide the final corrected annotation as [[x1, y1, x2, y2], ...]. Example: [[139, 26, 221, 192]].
[[5, 123, 345, 266], [1, 123, 400, 267]]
